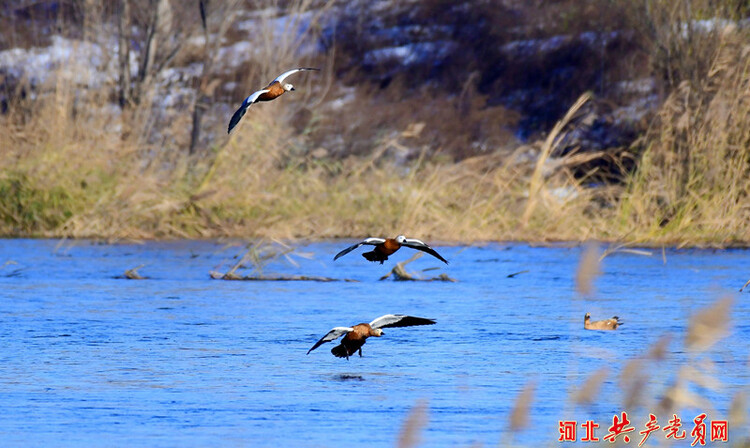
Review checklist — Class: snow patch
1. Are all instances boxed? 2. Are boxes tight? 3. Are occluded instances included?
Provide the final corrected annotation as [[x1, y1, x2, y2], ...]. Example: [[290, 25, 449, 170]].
[[325, 86, 358, 111], [217, 41, 255, 69], [0, 35, 140, 89], [502, 31, 621, 56], [616, 78, 656, 95], [363, 41, 457, 66], [611, 95, 659, 125]]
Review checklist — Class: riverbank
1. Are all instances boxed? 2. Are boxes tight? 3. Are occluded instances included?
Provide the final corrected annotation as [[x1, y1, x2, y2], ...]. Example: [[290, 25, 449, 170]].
[[1, 2, 748, 246]]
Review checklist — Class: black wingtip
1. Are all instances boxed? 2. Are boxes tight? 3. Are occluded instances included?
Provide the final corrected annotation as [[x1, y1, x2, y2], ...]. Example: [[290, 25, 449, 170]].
[[432, 250, 449, 265], [227, 106, 246, 134], [199, 1, 207, 30], [430, 251, 450, 265]]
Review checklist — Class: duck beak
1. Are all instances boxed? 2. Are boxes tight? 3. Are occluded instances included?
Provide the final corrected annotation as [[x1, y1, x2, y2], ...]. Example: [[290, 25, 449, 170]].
[[290, 87, 296, 91]]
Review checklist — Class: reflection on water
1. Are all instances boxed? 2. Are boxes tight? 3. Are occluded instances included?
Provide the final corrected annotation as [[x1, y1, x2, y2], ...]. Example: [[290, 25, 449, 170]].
[[0, 239, 748, 447]]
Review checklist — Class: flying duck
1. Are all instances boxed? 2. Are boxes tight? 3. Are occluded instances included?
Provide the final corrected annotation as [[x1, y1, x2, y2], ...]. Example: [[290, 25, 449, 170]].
[[333, 235, 449, 265], [227, 67, 320, 133], [307, 314, 436, 359], [584, 313, 623, 331]]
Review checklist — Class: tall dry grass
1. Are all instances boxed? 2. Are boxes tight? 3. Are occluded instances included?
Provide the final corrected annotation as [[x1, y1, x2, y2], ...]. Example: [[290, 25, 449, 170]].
[[627, 0, 750, 89], [617, 26, 750, 246], [1, 76, 746, 243], [0, 0, 336, 240]]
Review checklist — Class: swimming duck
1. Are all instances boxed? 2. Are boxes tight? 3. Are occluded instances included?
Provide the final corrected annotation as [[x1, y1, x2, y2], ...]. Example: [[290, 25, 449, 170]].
[[307, 314, 436, 359], [227, 67, 319, 133], [584, 313, 623, 330], [333, 235, 448, 264]]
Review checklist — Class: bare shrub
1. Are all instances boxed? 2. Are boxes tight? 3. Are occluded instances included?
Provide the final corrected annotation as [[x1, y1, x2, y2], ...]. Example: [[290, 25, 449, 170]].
[[619, 26, 750, 245]]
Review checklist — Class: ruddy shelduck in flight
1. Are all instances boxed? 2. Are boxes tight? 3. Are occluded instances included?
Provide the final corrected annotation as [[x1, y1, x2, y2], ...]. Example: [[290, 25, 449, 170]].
[[227, 67, 320, 133], [584, 313, 623, 330], [333, 235, 449, 264], [307, 314, 436, 359]]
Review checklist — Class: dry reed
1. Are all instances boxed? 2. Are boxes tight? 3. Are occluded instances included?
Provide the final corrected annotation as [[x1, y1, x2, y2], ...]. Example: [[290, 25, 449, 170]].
[[575, 241, 600, 296], [391, 247, 747, 446], [508, 381, 536, 433], [396, 399, 429, 448]]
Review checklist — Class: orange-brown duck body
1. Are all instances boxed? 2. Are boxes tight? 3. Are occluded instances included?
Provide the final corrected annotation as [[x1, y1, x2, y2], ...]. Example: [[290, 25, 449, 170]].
[[584, 313, 623, 330], [255, 81, 286, 102], [307, 314, 436, 360], [334, 235, 449, 265], [227, 67, 319, 133], [331, 323, 382, 359], [363, 238, 402, 263]]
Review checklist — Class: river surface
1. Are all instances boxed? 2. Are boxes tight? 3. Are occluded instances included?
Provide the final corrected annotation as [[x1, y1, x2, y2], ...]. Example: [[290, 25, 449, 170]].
[[0, 239, 748, 447]]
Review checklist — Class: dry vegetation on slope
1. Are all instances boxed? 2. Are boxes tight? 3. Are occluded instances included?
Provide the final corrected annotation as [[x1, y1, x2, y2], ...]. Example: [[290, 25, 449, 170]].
[[0, 0, 748, 244]]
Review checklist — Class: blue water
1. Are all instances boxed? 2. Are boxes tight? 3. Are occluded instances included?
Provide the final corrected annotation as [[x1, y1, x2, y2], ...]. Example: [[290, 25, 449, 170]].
[[0, 239, 748, 447]]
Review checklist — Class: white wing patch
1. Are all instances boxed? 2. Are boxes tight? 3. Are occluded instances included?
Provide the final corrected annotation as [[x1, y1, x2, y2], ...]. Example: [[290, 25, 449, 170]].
[[272, 67, 319, 85], [402, 238, 428, 247], [369, 314, 405, 328], [362, 237, 386, 245], [228, 89, 271, 133], [243, 89, 270, 107], [307, 326, 354, 354], [400, 237, 449, 264], [370, 314, 437, 329], [333, 237, 386, 261]]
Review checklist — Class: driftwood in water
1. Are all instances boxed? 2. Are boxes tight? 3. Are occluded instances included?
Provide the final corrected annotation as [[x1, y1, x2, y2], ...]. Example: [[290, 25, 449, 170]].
[[210, 240, 358, 282], [210, 271, 358, 282], [211, 240, 360, 282], [122, 264, 148, 280], [379, 253, 456, 282], [1, 260, 23, 278]]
